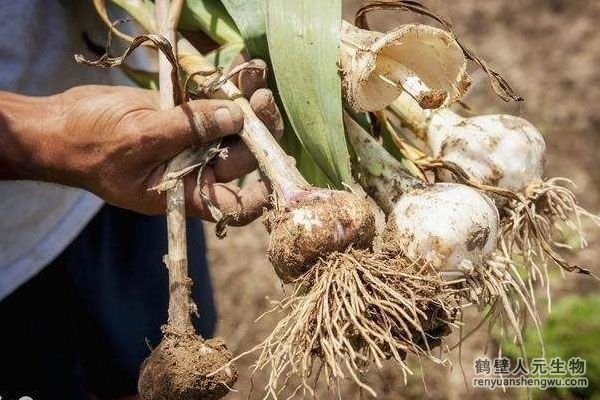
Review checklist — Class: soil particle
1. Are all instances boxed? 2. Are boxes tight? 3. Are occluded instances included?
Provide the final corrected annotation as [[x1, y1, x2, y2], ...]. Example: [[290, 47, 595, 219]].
[[465, 225, 490, 251], [430, 234, 453, 262], [417, 89, 448, 109], [485, 135, 501, 151], [440, 137, 468, 156], [486, 164, 504, 187]]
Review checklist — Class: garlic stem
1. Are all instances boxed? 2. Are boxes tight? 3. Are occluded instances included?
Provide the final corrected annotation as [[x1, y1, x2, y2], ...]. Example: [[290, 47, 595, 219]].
[[176, 37, 311, 206], [388, 93, 430, 138], [389, 93, 462, 141], [376, 56, 447, 109], [156, 0, 194, 334], [344, 112, 423, 214]]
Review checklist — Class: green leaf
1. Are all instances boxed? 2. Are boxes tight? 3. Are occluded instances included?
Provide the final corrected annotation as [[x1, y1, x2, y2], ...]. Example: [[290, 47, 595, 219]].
[[266, 0, 352, 187], [219, 0, 332, 187], [287, 136, 333, 188], [219, 0, 269, 60], [180, 0, 243, 45], [204, 42, 244, 70], [120, 64, 158, 89]]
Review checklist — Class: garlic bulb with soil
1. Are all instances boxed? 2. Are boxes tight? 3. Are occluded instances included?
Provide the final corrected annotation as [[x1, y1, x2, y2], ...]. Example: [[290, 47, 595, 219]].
[[346, 113, 500, 274], [243, 115, 377, 284], [266, 189, 375, 282], [139, 334, 238, 400], [340, 21, 469, 112]]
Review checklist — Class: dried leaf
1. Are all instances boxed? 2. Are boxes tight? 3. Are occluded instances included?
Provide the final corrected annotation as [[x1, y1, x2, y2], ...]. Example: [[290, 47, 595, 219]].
[[75, 33, 185, 105]]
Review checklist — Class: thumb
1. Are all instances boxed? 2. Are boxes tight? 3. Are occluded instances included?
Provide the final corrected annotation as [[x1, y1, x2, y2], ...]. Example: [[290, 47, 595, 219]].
[[143, 99, 244, 154]]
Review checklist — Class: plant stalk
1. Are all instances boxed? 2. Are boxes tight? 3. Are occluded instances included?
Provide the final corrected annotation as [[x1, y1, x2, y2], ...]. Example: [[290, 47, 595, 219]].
[[388, 93, 430, 138], [389, 93, 466, 142], [344, 112, 423, 214], [157, 0, 194, 334], [176, 45, 311, 205]]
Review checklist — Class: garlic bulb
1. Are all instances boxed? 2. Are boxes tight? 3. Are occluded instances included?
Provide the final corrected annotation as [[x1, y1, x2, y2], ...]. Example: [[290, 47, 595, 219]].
[[428, 111, 546, 192], [385, 183, 499, 272]]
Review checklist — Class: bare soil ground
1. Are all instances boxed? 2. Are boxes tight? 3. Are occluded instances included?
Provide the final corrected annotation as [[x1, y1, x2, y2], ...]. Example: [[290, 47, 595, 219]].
[[205, 1, 600, 398]]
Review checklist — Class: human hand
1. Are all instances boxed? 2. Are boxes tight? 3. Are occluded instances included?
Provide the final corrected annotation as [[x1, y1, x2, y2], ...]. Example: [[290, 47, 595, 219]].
[[1, 63, 282, 224]]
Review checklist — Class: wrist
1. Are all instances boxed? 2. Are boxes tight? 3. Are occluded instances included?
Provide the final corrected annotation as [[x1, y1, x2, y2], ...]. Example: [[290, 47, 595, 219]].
[[0, 91, 66, 182]]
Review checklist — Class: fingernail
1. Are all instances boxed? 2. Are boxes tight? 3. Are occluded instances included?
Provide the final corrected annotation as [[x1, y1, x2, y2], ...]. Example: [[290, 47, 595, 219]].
[[259, 87, 274, 102], [266, 91, 275, 105], [214, 107, 236, 134], [253, 88, 274, 107]]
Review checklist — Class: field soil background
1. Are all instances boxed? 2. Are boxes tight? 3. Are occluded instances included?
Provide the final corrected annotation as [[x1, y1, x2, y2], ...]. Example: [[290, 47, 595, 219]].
[[204, 1, 600, 399]]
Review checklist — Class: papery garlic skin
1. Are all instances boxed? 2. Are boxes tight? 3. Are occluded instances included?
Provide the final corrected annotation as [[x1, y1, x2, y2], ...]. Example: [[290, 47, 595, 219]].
[[340, 21, 469, 113], [427, 111, 547, 192], [385, 183, 499, 272]]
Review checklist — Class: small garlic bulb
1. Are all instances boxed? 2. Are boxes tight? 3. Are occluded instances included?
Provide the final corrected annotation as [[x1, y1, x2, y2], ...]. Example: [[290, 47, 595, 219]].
[[428, 111, 547, 192], [385, 183, 499, 272]]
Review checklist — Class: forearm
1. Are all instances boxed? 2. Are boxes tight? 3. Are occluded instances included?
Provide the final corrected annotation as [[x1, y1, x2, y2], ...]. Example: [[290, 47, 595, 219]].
[[0, 91, 64, 182]]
